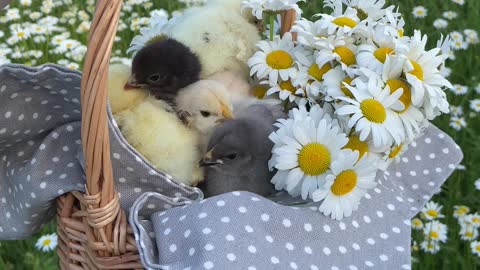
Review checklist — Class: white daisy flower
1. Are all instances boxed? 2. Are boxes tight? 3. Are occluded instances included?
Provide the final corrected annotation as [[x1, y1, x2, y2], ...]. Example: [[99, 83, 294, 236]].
[[292, 18, 330, 48], [464, 214, 480, 228], [460, 223, 478, 241], [11, 28, 30, 41], [400, 31, 452, 120], [323, 66, 356, 100], [356, 27, 400, 74], [341, 0, 392, 22], [242, 0, 304, 20], [270, 112, 349, 200], [412, 218, 424, 230], [248, 32, 299, 86], [440, 66, 452, 78], [35, 233, 58, 252], [449, 116, 467, 130], [294, 50, 332, 99], [433, 19, 448, 29], [450, 105, 463, 116], [451, 39, 468, 50], [421, 201, 445, 220], [450, 84, 468, 95], [452, 0, 465, 5], [423, 220, 448, 243], [379, 142, 408, 171], [315, 6, 364, 36], [420, 240, 440, 254], [412, 6, 427, 18], [266, 79, 308, 105], [336, 76, 404, 147], [471, 241, 480, 257], [29, 12, 42, 21], [475, 179, 480, 190], [466, 35, 479, 45], [453, 205, 470, 219], [442, 11, 458, 20], [313, 150, 378, 220], [315, 35, 358, 74], [127, 12, 174, 55]]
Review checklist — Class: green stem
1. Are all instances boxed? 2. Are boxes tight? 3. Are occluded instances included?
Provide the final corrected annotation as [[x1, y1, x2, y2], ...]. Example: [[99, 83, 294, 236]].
[[269, 14, 275, 41]]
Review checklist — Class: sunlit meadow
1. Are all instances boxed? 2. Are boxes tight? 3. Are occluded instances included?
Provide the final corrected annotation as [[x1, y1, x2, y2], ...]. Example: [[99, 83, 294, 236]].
[[0, 0, 478, 269]]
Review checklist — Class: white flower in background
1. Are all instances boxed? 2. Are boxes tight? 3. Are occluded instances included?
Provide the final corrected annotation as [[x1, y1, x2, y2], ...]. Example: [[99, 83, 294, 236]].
[[38, 16, 59, 27], [248, 32, 299, 86], [452, 0, 465, 5], [412, 6, 427, 18], [29, 11, 41, 21], [449, 31, 463, 41], [453, 205, 470, 219], [77, 21, 91, 34], [57, 39, 81, 53], [440, 66, 452, 78], [449, 116, 467, 131], [465, 213, 480, 228], [464, 29, 479, 39], [443, 11, 458, 20], [29, 24, 47, 35], [313, 150, 378, 220], [450, 105, 463, 116], [469, 99, 480, 112], [20, 0, 32, 6], [420, 240, 440, 254], [242, 0, 304, 20], [471, 241, 480, 257], [6, 8, 21, 21], [421, 201, 445, 220], [451, 39, 468, 50], [336, 76, 404, 147], [35, 233, 58, 252], [459, 223, 478, 241], [450, 84, 468, 95], [270, 108, 349, 200], [433, 19, 448, 30], [11, 28, 30, 41], [341, 0, 392, 22], [127, 15, 172, 55], [412, 218, 424, 230], [0, 30, 3, 39], [424, 220, 448, 243]]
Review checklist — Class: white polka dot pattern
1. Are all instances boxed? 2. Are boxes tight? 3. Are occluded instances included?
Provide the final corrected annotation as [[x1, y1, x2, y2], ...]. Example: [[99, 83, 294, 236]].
[[130, 123, 463, 270]]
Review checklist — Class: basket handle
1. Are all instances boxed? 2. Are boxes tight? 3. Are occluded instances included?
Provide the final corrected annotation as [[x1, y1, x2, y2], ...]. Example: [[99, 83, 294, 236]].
[[281, 9, 297, 38], [81, 0, 123, 246]]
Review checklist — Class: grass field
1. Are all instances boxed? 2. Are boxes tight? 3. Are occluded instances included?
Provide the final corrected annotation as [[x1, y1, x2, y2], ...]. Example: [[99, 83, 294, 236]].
[[0, 0, 479, 269]]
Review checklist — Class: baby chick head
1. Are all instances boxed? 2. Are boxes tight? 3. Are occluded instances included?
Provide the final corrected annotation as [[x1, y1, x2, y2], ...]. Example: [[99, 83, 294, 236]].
[[199, 121, 252, 171], [176, 80, 234, 135], [128, 38, 201, 102]]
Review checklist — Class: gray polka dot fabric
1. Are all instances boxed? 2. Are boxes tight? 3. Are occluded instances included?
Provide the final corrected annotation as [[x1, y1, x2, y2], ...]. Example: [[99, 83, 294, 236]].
[[0, 64, 463, 270], [129, 123, 463, 270], [0, 64, 200, 239]]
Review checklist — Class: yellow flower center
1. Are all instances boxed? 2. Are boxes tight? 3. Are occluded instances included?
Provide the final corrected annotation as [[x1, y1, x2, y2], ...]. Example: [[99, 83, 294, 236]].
[[409, 60, 424, 81], [340, 77, 354, 98], [145, 34, 168, 46], [386, 79, 412, 112], [472, 217, 480, 224], [43, 239, 52, 246], [334, 46, 356, 66], [354, 7, 368, 20], [429, 231, 439, 240], [266, 50, 293, 69], [398, 29, 404, 37], [426, 209, 439, 218], [388, 144, 403, 159], [374, 47, 395, 64], [17, 32, 25, 38], [343, 135, 369, 159], [308, 63, 332, 81], [466, 231, 474, 238], [253, 85, 268, 99], [279, 80, 296, 93], [412, 219, 423, 227], [298, 143, 331, 176], [360, 99, 386, 123], [333, 17, 358, 28], [476, 245, 480, 252], [331, 170, 357, 196]]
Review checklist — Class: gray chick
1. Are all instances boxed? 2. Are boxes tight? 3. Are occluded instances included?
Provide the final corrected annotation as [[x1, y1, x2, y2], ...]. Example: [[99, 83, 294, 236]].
[[198, 103, 286, 198]]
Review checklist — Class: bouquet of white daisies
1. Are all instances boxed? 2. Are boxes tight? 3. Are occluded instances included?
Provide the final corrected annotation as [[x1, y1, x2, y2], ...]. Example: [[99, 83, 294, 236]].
[[243, 0, 453, 220]]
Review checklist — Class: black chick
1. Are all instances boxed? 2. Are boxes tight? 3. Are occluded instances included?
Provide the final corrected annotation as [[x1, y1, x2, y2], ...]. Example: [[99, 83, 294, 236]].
[[127, 38, 202, 106]]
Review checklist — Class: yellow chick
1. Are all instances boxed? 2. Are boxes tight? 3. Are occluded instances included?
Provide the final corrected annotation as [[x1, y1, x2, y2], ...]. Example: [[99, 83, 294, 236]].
[[109, 64, 203, 186], [175, 80, 234, 152], [108, 63, 148, 115], [169, 2, 261, 79]]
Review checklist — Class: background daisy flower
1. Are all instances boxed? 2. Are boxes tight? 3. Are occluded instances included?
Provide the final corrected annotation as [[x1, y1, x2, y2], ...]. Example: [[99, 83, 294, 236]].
[[35, 233, 57, 252]]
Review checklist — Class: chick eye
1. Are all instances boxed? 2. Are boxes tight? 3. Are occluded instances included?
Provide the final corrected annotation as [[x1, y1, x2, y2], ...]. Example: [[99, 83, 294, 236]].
[[200, 111, 211, 117], [225, 153, 237, 160], [148, 74, 160, 82]]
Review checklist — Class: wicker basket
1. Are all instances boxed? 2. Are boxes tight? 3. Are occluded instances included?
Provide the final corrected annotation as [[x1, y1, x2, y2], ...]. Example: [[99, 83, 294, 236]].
[[55, 1, 297, 269]]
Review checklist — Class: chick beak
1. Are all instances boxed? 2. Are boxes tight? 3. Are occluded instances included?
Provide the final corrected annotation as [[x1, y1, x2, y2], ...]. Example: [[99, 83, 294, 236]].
[[215, 102, 233, 123], [124, 74, 142, 90], [199, 147, 223, 167]]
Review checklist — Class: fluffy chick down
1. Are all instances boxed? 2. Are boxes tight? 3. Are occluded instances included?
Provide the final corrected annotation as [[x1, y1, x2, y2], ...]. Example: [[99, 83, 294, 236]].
[[108, 64, 203, 186]]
